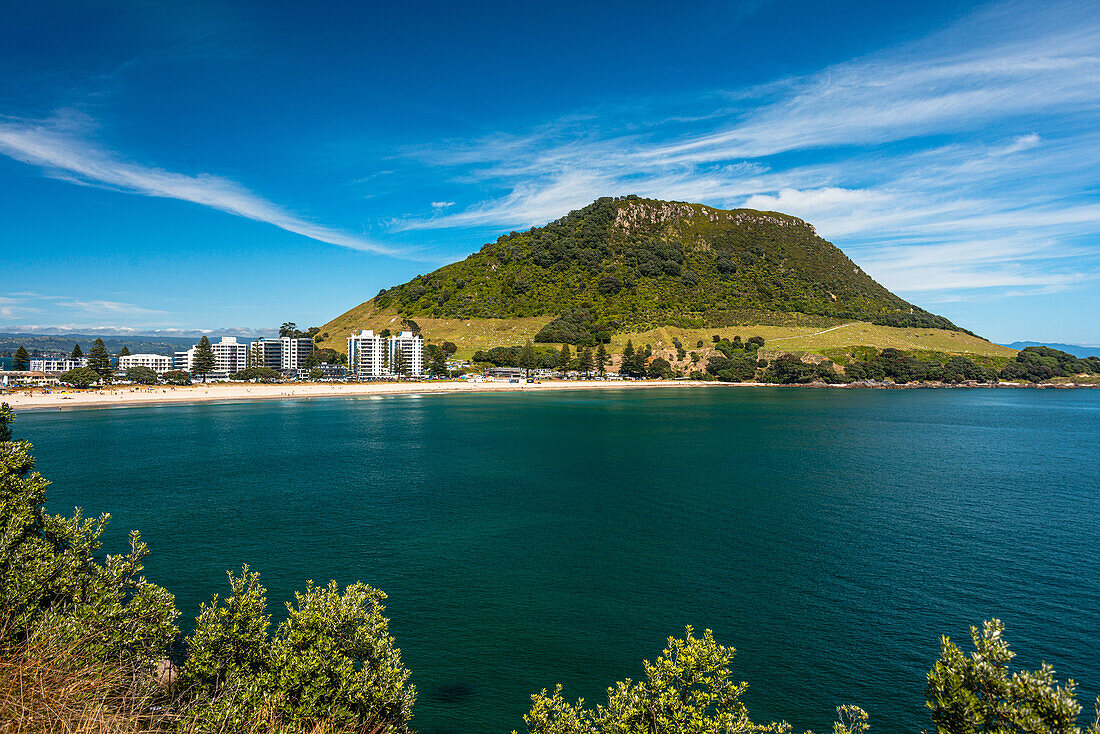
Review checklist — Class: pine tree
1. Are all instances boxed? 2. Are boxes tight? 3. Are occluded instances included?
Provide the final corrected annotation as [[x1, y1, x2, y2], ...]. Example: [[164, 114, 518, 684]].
[[191, 336, 216, 382], [70, 343, 83, 360], [520, 340, 537, 376], [381, 343, 390, 376], [118, 346, 131, 357], [621, 340, 635, 376], [578, 346, 594, 377], [595, 343, 608, 376], [558, 344, 572, 374], [391, 345, 406, 378], [13, 345, 30, 370], [87, 338, 112, 380], [430, 349, 447, 378]]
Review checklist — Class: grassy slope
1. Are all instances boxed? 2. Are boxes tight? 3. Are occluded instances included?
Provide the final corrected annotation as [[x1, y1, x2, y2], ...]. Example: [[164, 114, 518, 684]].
[[317, 302, 1014, 362]]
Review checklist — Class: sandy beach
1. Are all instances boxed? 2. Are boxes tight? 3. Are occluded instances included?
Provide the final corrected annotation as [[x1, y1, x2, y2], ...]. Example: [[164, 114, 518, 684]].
[[0, 379, 741, 412]]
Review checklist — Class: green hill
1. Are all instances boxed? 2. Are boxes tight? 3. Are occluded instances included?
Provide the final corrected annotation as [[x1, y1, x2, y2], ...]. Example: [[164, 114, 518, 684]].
[[319, 196, 1000, 357]]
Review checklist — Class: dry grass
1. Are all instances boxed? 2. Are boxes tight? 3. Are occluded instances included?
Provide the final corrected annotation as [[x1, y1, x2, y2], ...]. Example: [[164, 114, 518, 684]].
[[0, 632, 167, 734], [0, 632, 394, 734]]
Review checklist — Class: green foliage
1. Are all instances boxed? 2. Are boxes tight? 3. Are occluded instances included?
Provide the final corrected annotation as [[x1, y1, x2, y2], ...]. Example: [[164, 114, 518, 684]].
[[520, 627, 797, 734], [999, 347, 1100, 382], [12, 345, 29, 370], [373, 197, 960, 335], [442, 341, 458, 355], [474, 344, 560, 368], [59, 366, 101, 387], [118, 345, 131, 357], [760, 355, 842, 384], [521, 340, 538, 372], [620, 339, 648, 377], [182, 570, 416, 732], [706, 354, 758, 382], [86, 338, 112, 379], [429, 348, 448, 377], [125, 365, 158, 384], [70, 342, 83, 360], [595, 343, 608, 374], [0, 406, 179, 667], [926, 619, 1100, 734], [303, 347, 345, 368], [231, 366, 282, 382], [535, 309, 615, 346], [191, 335, 216, 380], [162, 369, 192, 385], [647, 356, 673, 379], [843, 349, 997, 384], [309, 367, 324, 381]]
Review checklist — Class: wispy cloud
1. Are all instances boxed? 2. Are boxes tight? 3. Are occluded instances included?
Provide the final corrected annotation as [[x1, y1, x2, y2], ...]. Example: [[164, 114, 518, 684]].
[[387, 0, 1100, 298], [0, 114, 407, 257]]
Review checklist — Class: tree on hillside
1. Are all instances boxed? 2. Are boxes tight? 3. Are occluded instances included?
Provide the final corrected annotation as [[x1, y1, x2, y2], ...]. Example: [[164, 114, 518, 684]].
[[595, 343, 608, 376], [12, 345, 29, 370], [442, 341, 458, 356], [279, 322, 298, 338], [70, 343, 83, 360], [119, 346, 131, 357], [192, 336, 216, 382], [558, 344, 572, 373], [520, 340, 537, 377], [87, 338, 112, 380]]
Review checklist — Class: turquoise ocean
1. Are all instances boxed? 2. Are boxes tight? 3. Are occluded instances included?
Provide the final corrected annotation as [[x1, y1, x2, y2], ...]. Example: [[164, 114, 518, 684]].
[[17, 388, 1100, 733]]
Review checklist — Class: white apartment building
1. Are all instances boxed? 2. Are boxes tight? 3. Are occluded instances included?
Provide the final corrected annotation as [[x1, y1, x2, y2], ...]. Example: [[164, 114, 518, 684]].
[[248, 338, 283, 370], [174, 337, 248, 375], [347, 330, 423, 378], [119, 353, 172, 373], [30, 357, 88, 372], [389, 331, 423, 376], [279, 337, 315, 371], [245, 336, 314, 372]]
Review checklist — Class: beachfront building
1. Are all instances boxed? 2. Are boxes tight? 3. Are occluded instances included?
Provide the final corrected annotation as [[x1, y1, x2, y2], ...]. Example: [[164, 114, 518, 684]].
[[248, 338, 283, 369], [245, 336, 314, 372], [30, 357, 88, 372], [347, 329, 424, 378], [280, 336, 315, 371], [119, 353, 172, 373], [174, 337, 248, 376]]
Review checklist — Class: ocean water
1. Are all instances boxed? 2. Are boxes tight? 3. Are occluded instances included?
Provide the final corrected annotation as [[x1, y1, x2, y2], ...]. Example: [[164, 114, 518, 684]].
[[15, 388, 1100, 734]]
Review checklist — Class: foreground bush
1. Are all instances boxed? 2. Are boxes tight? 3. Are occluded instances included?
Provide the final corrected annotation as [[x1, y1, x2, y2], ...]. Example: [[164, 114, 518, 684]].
[[179, 568, 415, 732]]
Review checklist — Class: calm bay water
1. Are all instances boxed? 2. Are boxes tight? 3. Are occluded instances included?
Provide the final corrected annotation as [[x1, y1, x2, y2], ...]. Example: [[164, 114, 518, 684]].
[[16, 388, 1100, 733]]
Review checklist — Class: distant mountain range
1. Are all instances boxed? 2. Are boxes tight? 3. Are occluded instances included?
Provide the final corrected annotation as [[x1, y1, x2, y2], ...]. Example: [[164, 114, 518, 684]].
[[1004, 342, 1100, 358], [0, 332, 268, 357]]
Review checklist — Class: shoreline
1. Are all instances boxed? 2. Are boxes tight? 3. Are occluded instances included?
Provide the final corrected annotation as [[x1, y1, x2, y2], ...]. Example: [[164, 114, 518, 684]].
[[1, 378, 1094, 413]]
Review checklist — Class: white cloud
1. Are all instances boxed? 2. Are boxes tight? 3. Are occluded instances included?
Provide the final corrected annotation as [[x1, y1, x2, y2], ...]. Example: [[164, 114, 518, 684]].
[[0, 116, 406, 257], [430, 201, 454, 208]]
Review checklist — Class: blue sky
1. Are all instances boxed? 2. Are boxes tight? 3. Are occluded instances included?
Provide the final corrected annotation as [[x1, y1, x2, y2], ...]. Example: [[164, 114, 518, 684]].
[[2, 0, 1098, 343]]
